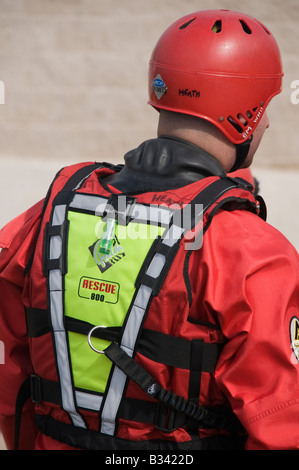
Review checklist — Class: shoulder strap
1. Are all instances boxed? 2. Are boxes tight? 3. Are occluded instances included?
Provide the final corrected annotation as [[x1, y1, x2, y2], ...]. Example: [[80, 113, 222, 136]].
[[24, 162, 109, 275], [136, 176, 256, 296], [84, 177, 249, 434], [90, 176, 255, 435], [13, 376, 31, 450], [15, 162, 116, 448], [79, 176, 249, 435], [20, 173, 256, 445], [54, 162, 105, 193]]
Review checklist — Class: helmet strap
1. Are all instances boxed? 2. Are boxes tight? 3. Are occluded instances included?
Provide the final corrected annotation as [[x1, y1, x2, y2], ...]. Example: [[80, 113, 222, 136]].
[[230, 136, 253, 173]]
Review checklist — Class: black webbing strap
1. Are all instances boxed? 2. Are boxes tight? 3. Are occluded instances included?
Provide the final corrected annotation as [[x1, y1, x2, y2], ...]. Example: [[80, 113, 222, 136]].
[[28, 376, 186, 432], [103, 342, 242, 433], [26, 307, 122, 342], [23, 168, 64, 277], [43, 219, 70, 276], [179, 176, 250, 222], [30, 375, 61, 405], [188, 340, 205, 406], [25, 374, 238, 435], [21, 174, 251, 446], [26, 308, 220, 373], [119, 397, 186, 433], [14, 376, 31, 450], [24, 163, 105, 276], [14, 375, 62, 449], [230, 137, 253, 173], [52, 162, 105, 205], [43, 163, 105, 275], [135, 237, 180, 296], [135, 176, 253, 296], [25, 307, 50, 337], [139, 329, 220, 372], [16, 163, 113, 448]]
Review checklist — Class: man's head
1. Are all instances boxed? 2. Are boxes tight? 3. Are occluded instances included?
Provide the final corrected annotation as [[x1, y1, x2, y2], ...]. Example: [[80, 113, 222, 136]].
[[148, 10, 283, 171]]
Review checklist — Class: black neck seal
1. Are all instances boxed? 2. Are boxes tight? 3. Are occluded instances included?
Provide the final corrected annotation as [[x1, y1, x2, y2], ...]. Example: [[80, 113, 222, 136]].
[[103, 136, 226, 193]]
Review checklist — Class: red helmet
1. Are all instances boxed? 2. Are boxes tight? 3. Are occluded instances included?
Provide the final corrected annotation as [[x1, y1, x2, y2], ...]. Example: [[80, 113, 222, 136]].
[[148, 10, 283, 144]]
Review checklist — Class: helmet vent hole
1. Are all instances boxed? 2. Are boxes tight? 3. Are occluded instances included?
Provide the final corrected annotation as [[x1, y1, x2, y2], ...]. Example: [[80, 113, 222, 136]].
[[227, 116, 243, 134], [237, 113, 248, 125], [179, 18, 196, 29], [211, 20, 222, 33], [239, 20, 252, 34]]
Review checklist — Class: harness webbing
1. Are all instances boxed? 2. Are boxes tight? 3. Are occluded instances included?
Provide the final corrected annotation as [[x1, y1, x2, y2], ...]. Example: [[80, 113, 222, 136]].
[[15, 163, 260, 449], [26, 309, 220, 372], [103, 341, 242, 433], [44, 172, 251, 435], [44, 191, 176, 434], [43, 163, 109, 430]]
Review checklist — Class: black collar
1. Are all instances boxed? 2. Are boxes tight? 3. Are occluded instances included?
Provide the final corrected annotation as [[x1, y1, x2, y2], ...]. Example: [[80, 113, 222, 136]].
[[103, 136, 226, 193]]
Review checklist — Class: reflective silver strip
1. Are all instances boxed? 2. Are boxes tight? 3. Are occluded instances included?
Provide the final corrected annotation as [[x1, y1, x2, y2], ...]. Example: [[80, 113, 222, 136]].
[[47, 194, 187, 431], [163, 224, 185, 245], [131, 204, 173, 226], [69, 193, 174, 226], [146, 253, 165, 278], [48, 204, 86, 428], [100, 286, 152, 435], [75, 390, 103, 411], [52, 204, 66, 226], [70, 194, 107, 213]]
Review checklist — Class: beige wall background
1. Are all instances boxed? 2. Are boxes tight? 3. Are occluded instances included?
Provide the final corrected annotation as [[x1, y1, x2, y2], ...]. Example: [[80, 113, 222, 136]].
[[0, 0, 299, 250], [0, 0, 298, 165], [0, 0, 299, 450]]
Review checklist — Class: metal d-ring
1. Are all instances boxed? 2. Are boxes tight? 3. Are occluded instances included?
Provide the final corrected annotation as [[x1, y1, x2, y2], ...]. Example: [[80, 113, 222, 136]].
[[87, 325, 107, 354]]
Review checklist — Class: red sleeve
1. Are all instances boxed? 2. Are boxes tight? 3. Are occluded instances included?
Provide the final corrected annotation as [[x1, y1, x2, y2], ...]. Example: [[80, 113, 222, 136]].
[[0, 200, 44, 449], [194, 209, 299, 449]]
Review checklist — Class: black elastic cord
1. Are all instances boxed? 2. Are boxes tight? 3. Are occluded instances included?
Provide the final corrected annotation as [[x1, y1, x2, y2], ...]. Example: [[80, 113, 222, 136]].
[[230, 136, 253, 173], [104, 342, 242, 433]]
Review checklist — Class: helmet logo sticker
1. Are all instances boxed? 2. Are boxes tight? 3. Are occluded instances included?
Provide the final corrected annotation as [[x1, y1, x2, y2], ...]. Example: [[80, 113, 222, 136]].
[[89, 235, 125, 274], [152, 74, 167, 100]]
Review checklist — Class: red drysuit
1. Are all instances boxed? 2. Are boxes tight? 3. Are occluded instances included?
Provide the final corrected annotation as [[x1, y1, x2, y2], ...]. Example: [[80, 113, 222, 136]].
[[0, 157, 299, 450]]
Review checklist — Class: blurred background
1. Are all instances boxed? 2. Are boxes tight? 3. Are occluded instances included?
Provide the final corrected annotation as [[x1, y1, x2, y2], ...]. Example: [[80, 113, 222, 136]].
[[0, 0, 299, 450], [0, 0, 299, 248]]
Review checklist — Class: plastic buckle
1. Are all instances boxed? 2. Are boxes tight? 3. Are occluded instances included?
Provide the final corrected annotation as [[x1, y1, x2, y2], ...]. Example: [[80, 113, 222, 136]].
[[154, 403, 178, 433], [30, 374, 42, 403]]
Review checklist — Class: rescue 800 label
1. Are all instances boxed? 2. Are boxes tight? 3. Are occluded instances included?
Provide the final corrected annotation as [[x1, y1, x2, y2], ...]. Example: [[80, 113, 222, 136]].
[[78, 276, 119, 304]]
